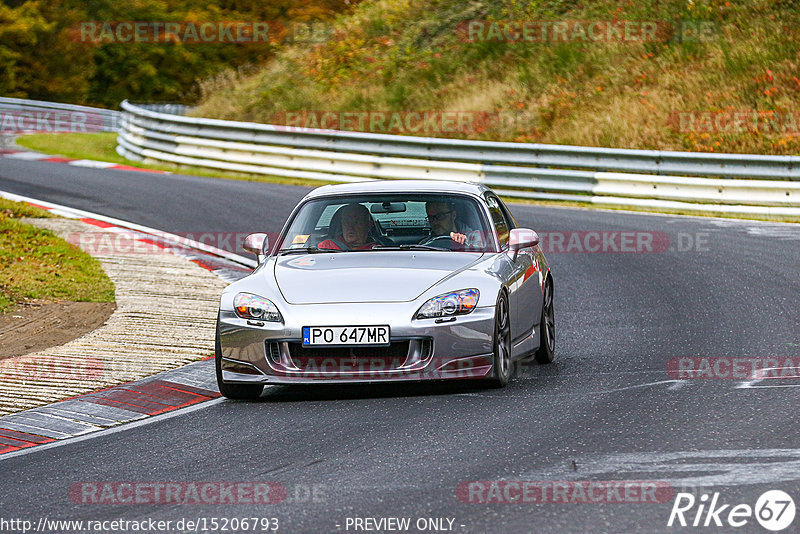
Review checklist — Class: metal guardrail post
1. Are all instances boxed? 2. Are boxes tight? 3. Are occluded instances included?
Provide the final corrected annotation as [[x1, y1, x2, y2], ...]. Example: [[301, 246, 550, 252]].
[[4, 98, 795, 216], [0, 97, 122, 133], [113, 100, 800, 216]]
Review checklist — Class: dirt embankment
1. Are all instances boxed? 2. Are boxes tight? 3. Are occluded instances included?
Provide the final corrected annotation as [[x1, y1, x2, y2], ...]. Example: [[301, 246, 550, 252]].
[[0, 301, 115, 360]]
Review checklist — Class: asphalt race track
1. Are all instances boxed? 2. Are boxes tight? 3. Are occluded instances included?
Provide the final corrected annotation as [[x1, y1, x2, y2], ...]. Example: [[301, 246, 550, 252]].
[[1, 158, 799, 533]]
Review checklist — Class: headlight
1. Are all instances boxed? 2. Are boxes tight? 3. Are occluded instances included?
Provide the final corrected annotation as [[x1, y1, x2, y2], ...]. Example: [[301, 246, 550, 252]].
[[415, 289, 479, 319], [233, 293, 282, 322]]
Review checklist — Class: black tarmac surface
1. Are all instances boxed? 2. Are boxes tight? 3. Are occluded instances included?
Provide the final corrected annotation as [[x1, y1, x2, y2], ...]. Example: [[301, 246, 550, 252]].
[[1, 158, 799, 533]]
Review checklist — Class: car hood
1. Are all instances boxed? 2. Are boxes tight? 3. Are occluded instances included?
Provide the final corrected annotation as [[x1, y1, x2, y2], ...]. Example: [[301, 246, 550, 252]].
[[273, 252, 485, 304]]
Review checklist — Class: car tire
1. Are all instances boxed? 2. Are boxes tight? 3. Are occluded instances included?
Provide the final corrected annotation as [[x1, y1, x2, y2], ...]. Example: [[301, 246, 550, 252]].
[[215, 318, 264, 400], [534, 277, 555, 364], [485, 292, 512, 388]]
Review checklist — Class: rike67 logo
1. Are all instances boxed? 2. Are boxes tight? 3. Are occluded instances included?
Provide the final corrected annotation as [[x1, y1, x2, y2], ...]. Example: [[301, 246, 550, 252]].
[[668, 490, 795, 531]]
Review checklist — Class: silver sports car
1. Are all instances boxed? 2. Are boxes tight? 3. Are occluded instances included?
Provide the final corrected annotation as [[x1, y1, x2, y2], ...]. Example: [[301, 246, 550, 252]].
[[215, 180, 554, 398]]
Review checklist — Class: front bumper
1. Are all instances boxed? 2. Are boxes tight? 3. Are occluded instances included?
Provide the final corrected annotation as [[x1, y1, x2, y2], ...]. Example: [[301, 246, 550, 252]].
[[218, 302, 496, 384]]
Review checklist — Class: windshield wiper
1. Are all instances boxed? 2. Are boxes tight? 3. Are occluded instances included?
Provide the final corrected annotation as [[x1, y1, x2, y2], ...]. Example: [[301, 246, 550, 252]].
[[277, 246, 344, 255], [374, 244, 447, 251]]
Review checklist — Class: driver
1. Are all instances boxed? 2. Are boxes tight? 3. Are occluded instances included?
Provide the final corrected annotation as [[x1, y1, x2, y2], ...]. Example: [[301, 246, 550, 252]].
[[423, 201, 484, 248], [318, 203, 378, 251]]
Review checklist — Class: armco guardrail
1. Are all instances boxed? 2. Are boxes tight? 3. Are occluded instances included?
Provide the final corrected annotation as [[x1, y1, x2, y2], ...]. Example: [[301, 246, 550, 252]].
[[0, 97, 120, 133], [117, 100, 800, 216]]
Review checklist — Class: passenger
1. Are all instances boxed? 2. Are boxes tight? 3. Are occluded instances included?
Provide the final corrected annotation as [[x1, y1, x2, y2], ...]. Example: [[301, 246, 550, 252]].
[[423, 201, 484, 248], [318, 203, 378, 251]]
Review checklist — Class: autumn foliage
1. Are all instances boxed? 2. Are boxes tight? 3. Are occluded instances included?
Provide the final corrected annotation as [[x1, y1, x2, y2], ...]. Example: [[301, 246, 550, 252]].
[[0, 0, 356, 108]]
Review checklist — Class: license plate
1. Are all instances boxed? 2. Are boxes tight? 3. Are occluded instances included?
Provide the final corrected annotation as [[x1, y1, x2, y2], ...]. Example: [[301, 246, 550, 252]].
[[302, 325, 390, 346]]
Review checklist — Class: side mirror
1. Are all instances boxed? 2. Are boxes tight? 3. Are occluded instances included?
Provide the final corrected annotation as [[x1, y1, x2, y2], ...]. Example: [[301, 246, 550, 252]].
[[508, 228, 539, 261], [243, 233, 269, 263]]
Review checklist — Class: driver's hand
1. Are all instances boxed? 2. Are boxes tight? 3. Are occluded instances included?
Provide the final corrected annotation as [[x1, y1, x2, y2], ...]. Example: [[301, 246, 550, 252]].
[[450, 232, 467, 244]]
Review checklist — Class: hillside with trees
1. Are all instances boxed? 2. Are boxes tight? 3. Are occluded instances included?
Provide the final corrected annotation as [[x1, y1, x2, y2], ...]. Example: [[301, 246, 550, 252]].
[[0, 0, 355, 108], [193, 0, 800, 154]]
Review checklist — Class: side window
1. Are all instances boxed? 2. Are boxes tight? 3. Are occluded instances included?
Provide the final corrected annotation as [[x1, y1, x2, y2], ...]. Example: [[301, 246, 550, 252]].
[[486, 195, 509, 248], [316, 204, 343, 230], [496, 197, 518, 229]]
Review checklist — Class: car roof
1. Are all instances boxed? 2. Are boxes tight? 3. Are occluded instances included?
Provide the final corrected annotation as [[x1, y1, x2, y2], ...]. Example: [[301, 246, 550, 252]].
[[303, 180, 492, 200]]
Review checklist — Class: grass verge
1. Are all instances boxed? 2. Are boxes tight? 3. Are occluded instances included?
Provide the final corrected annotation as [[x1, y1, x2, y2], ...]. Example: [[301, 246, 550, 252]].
[[0, 198, 115, 314], [194, 0, 800, 156], [502, 197, 800, 224]]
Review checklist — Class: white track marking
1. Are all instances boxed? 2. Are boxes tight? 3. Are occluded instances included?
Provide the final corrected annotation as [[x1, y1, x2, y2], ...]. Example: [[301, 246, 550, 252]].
[[3, 152, 50, 160], [0, 398, 225, 462], [521, 449, 800, 487], [0, 189, 256, 267], [66, 159, 117, 168], [736, 365, 800, 389]]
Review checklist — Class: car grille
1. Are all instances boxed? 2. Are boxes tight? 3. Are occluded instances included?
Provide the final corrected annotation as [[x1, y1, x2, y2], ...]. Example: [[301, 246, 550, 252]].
[[265, 339, 433, 375], [288, 341, 411, 369], [264, 339, 432, 374]]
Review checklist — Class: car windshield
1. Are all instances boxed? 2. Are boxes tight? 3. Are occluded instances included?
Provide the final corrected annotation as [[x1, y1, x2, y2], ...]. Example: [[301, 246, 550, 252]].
[[276, 193, 494, 253]]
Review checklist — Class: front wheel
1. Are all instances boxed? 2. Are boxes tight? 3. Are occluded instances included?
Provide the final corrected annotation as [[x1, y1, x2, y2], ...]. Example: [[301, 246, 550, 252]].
[[215, 318, 263, 400], [485, 292, 512, 388], [534, 278, 555, 364]]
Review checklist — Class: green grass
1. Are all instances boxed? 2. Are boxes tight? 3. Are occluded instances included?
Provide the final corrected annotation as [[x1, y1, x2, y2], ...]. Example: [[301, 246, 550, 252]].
[[16, 133, 126, 165], [0, 198, 55, 219], [15, 133, 339, 189], [0, 199, 115, 314], [502, 197, 800, 224]]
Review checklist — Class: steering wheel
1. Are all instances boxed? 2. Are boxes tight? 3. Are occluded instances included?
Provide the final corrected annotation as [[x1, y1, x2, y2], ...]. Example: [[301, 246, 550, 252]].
[[418, 235, 463, 251]]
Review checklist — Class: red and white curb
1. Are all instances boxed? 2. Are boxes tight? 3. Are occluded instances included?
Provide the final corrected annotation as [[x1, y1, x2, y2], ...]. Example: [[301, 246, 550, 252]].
[[0, 147, 168, 174], [0, 359, 220, 458]]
